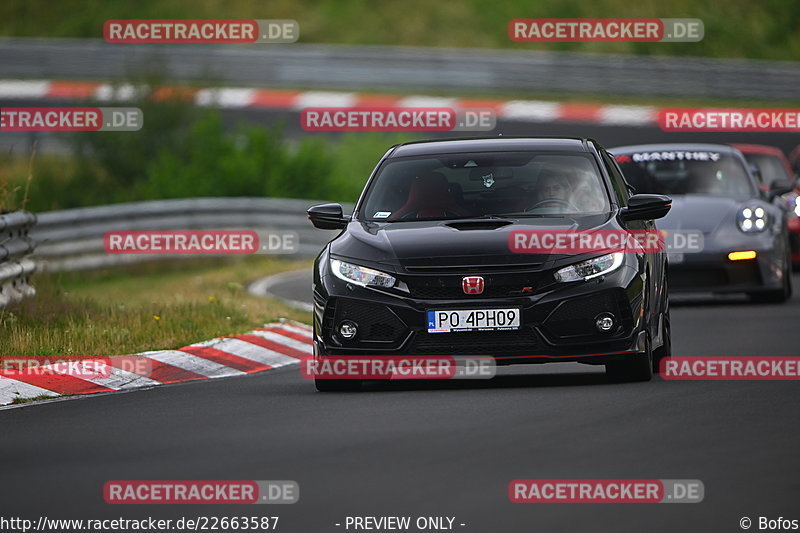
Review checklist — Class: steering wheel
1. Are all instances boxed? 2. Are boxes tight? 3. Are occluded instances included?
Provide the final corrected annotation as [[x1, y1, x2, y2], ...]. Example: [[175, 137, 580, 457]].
[[526, 198, 578, 211]]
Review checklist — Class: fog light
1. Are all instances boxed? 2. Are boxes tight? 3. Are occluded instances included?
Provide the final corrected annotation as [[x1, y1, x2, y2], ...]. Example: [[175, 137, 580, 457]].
[[338, 320, 358, 339], [595, 313, 615, 332]]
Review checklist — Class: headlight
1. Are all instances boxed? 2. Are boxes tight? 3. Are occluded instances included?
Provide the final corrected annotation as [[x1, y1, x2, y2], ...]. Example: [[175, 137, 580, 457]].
[[737, 206, 768, 232], [554, 252, 624, 283], [330, 259, 396, 288], [783, 193, 800, 217]]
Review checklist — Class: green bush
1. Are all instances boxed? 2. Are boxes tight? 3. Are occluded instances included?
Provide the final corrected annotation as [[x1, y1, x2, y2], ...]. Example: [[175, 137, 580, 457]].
[[141, 113, 283, 199], [143, 115, 417, 203], [1, 96, 420, 211]]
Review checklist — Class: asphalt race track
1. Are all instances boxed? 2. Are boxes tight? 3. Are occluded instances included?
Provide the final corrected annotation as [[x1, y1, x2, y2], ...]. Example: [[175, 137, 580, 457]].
[[2, 107, 800, 532], [1, 266, 798, 532]]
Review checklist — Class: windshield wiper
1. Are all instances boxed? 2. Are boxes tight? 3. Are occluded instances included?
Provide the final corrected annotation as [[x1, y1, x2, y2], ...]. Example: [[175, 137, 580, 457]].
[[515, 213, 570, 218], [440, 214, 514, 221], [378, 213, 580, 222]]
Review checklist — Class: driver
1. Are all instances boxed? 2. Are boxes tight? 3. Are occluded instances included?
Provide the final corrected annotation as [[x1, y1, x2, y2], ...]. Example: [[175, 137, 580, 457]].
[[533, 164, 574, 204]]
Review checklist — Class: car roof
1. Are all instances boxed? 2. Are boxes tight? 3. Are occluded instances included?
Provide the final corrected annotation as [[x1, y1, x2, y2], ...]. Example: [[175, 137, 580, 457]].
[[389, 137, 593, 157], [609, 143, 741, 155]]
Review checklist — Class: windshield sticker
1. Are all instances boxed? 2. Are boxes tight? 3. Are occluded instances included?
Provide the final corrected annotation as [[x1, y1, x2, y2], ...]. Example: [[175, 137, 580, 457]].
[[482, 173, 495, 188], [373, 211, 391, 218], [464, 160, 478, 167], [631, 151, 722, 162]]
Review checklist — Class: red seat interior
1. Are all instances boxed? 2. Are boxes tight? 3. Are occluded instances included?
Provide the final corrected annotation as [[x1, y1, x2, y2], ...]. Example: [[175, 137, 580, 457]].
[[390, 173, 469, 219]]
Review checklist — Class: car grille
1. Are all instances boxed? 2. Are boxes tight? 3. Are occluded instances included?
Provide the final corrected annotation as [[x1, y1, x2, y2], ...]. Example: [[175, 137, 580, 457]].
[[543, 291, 628, 339], [331, 299, 406, 345], [406, 272, 549, 299], [410, 285, 521, 299], [410, 326, 541, 355]]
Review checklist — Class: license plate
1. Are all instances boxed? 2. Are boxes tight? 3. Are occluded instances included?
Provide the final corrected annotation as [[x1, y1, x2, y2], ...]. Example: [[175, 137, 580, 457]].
[[427, 308, 520, 333]]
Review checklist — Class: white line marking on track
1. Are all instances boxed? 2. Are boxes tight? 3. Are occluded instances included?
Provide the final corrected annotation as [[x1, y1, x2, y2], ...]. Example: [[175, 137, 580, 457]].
[[248, 330, 314, 354], [193, 338, 301, 367], [276, 323, 313, 337], [141, 350, 246, 378]]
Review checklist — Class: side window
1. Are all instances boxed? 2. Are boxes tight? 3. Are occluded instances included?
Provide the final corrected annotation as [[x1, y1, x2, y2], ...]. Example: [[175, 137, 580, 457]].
[[602, 151, 631, 207]]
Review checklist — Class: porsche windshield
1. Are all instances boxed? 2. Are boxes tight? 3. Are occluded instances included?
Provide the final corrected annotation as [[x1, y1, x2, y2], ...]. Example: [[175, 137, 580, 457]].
[[742, 153, 792, 188], [616, 151, 756, 199], [359, 151, 610, 221]]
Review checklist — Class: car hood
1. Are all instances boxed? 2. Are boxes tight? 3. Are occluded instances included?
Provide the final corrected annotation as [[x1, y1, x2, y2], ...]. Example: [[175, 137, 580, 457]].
[[657, 195, 743, 234], [329, 214, 615, 270]]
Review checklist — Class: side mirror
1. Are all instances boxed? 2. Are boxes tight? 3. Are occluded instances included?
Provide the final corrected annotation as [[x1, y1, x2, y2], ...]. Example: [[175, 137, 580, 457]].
[[307, 203, 350, 230], [620, 194, 672, 222], [768, 180, 794, 200]]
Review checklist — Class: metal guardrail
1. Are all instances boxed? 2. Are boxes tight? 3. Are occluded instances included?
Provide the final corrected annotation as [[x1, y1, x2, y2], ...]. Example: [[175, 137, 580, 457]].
[[0, 211, 37, 308], [0, 38, 799, 100], [31, 197, 352, 271]]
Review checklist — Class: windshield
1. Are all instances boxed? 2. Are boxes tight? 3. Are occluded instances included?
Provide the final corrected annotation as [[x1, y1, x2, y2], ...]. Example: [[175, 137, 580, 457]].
[[741, 153, 791, 187], [615, 150, 756, 199], [358, 151, 610, 221]]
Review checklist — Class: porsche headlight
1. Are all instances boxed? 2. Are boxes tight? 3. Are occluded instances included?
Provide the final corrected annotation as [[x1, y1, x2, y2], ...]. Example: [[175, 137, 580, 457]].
[[554, 252, 624, 283], [783, 193, 800, 217], [737, 206, 768, 232], [330, 259, 396, 288]]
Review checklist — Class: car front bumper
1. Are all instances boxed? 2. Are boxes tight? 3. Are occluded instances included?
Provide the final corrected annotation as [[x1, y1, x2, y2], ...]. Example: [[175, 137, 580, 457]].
[[313, 261, 651, 366], [667, 248, 785, 294]]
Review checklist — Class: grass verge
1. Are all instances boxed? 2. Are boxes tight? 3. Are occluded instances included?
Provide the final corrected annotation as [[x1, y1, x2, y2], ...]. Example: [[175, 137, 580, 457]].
[[10, 394, 59, 405], [0, 256, 312, 357], [1, 0, 799, 61]]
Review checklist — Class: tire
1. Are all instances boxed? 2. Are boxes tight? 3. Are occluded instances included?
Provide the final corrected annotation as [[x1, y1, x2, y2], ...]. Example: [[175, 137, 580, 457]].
[[314, 379, 362, 392], [749, 257, 792, 304], [652, 310, 671, 374], [606, 335, 653, 383]]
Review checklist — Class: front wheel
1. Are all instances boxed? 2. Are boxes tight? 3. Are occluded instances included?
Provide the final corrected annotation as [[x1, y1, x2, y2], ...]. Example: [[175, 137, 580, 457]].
[[749, 258, 792, 304], [652, 311, 671, 374], [606, 336, 653, 383]]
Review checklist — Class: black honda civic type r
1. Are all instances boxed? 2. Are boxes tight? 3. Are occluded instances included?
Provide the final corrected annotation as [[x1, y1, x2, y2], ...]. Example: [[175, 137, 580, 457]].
[[307, 137, 672, 391]]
